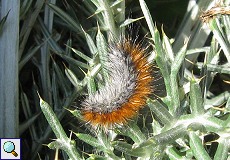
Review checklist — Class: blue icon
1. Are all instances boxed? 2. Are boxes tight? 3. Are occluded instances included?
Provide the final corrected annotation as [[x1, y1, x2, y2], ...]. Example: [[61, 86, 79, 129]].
[[3, 141, 18, 157]]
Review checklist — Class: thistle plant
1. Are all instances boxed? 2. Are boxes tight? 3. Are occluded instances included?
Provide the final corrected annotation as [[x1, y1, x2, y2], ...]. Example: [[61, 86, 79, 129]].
[[16, 0, 230, 159]]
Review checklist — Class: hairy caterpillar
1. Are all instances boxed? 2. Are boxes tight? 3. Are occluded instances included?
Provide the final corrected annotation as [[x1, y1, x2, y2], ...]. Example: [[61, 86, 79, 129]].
[[81, 35, 158, 128]]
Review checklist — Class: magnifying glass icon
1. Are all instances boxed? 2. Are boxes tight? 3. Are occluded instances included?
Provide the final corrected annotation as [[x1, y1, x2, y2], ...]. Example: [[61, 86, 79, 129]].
[[3, 141, 18, 157]]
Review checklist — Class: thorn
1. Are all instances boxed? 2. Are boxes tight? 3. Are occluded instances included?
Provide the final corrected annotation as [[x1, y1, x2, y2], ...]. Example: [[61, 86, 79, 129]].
[[37, 91, 42, 99]]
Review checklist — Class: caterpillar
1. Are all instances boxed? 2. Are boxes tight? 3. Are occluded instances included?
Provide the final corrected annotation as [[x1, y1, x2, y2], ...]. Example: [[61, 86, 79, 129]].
[[81, 35, 157, 128]]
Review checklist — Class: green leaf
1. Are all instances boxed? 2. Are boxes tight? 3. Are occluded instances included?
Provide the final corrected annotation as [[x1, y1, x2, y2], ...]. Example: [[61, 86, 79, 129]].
[[112, 141, 148, 157], [118, 122, 146, 144], [166, 146, 185, 160], [213, 139, 229, 160], [0, 10, 10, 35], [153, 125, 187, 144], [186, 47, 210, 55], [210, 19, 230, 62], [67, 109, 82, 119], [188, 131, 212, 160], [47, 3, 81, 32], [189, 78, 204, 115], [53, 60, 70, 95], [39, 97, 81, 159], [139, 0, 155, 40], [96, 26, 109, 79], [19, 44, 42, 71], [69, 46, 92, 62], [119, 17, 144, 28], [170, 41, 187, 113], [147, 99, 174, 125], [75, 133, 104, 149], [47, 141, 60, 150], [39, 96, 68, 139], [162, 28, 174, 63], [82, 28, 98, 56], [57, 53, 89, 69], [20, 0, 33, 19], [65, 68, 82, 88], [149, 145, 166, 160], [154, 27, 171, 108], [97, 0, 118, 37], [86, 154, 108, 160]]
